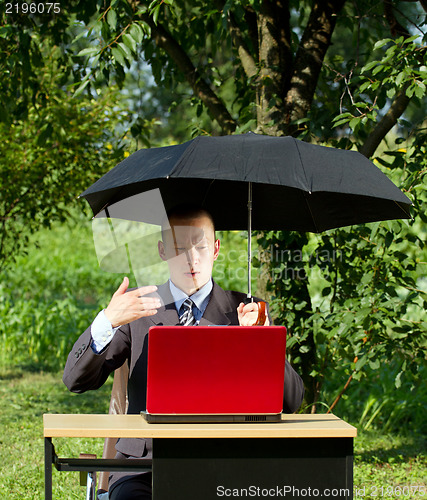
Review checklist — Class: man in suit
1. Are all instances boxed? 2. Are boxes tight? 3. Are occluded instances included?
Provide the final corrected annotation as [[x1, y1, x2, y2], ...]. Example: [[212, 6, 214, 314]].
[[63, 205, 304, 499]]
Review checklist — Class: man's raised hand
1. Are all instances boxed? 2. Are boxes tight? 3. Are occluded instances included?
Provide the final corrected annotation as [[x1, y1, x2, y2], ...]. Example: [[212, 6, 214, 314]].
[[237, 301, 270, 326], [104, 277, 161, 327]]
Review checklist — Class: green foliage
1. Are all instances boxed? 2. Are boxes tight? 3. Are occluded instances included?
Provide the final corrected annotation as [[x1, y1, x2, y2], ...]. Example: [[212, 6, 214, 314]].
[[366, 36, 426, 100], [16, 0, 423, 139], [68, 0, 239, 138], [0, 9, 165, 270], [332, 35, 427, 136], [0, 215, 128, 371], [0, 39, 131, 270], [2, 1, 425, 142], [213, 230, 259, 294], [327, 361, 426, 434]]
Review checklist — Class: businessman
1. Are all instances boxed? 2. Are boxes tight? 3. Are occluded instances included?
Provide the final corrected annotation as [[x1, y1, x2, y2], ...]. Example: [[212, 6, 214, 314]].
[[63, 205, 304, 499]]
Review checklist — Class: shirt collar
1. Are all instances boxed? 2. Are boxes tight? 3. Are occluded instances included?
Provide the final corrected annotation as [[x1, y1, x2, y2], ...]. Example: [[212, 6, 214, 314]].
[[168, 279, 213, 314]]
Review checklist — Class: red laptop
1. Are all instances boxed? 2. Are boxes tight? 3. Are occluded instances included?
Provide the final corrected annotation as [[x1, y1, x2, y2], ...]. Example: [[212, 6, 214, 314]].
[[143, 325, 287, 423]]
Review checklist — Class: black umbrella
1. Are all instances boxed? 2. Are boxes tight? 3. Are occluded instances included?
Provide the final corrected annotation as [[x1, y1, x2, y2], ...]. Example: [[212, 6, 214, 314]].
[[81, 133, 412, 297], [81, 133, 411, 231]]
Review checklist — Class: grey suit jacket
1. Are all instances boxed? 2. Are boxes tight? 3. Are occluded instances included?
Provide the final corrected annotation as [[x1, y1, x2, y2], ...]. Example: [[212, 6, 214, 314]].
[[63, 281, 304, 464]]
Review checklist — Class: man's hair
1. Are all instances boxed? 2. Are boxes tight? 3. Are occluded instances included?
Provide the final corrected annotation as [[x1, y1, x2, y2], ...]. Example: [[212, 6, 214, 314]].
[[161, 204, 216, 241]]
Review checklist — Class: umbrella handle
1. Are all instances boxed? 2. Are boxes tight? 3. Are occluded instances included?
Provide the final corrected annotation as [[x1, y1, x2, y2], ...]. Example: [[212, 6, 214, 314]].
[[254, 301, 267, 326], [243, 298, 267, 326]]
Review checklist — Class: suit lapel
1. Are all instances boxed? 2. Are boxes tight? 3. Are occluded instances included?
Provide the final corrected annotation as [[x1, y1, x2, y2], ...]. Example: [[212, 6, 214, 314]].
[[149, 282, 180, 326], [199, 282, 234, 326]]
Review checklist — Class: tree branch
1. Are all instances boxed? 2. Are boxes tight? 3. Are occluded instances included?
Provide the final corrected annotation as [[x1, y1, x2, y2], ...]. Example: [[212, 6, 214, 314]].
[[244, 6, 260, 62], [383, 0, 411, 37], [214, 0, 258, 80], [359, 1, 420, 158], [326, 370, 354, 413], [359, 86, 411, 158], [228, 11, 258, 80], [139, 13, 237, 134]]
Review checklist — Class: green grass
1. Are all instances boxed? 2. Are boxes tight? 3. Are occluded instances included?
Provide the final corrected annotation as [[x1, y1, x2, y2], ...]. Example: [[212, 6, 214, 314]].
[[354, 432, 426, 498], [0, 370, 425, 499], [0, 369, 113, 499]]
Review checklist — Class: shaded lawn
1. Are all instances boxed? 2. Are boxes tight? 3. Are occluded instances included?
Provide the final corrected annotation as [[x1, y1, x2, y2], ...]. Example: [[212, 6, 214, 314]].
[[0, 369, 112, 499], [0, 370, 425, 499]]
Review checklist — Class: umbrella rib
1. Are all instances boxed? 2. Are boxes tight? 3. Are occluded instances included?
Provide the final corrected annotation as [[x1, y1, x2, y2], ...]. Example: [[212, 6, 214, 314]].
[[201, 179, 215, 207], [293, 138, 312, 193], [303, 192, 320, 233], [93, 202, 111, 219], [394, 199, 413, 220]]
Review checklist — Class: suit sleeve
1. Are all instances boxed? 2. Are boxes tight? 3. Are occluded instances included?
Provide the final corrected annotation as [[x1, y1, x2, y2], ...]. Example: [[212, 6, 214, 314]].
[[63, 324, 130, 393], [282, 359, 304, 413], [266, 301, 304, 413]]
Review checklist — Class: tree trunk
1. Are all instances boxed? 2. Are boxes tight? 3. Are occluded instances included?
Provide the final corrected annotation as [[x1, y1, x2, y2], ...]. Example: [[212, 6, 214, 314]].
[[255, 0, 292, 136], [282, 0, 346, 134]]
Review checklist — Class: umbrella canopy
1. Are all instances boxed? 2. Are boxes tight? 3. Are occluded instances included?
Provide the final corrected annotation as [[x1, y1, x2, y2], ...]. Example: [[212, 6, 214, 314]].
[[81, 133, 412, 232]]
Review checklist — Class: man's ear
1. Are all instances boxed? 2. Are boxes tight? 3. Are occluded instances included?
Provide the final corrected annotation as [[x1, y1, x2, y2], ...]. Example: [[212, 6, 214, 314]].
[[158, 240, 167, 261], [213, 239, 220, 261]]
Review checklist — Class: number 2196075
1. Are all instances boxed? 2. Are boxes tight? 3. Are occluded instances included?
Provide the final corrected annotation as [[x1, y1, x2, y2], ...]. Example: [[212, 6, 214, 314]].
[[371, 485, 425, 496], [5, 3, 61, 15]]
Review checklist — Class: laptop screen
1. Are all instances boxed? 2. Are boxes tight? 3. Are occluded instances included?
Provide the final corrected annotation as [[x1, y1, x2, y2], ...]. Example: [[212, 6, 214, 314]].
[[146, 325, 287, 415]]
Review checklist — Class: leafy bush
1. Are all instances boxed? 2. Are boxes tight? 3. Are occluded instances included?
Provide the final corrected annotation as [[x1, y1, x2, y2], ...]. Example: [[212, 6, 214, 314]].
[[323, 360, 427, 435], [0, 214, 124, 371]]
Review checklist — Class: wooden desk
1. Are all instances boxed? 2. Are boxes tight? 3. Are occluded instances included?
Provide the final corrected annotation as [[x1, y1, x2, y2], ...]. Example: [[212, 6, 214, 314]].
[[44, 413, 357, 499]]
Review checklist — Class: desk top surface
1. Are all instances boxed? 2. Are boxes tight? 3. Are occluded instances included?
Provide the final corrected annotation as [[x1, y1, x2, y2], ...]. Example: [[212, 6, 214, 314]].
[[43, 413, 356, 439]]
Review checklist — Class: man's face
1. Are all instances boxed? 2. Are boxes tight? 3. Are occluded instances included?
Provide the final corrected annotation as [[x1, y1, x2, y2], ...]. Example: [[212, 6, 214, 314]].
[[158, 215, 220, 296]]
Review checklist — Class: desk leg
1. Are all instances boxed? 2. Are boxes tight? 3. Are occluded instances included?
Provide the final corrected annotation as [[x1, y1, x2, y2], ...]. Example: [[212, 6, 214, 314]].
[[44, 437, 53, 500]]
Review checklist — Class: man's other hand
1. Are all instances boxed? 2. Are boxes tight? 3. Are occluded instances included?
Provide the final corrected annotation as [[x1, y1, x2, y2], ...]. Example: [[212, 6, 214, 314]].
[[105, 277, 161, 327], [237, 301, 270, 326]]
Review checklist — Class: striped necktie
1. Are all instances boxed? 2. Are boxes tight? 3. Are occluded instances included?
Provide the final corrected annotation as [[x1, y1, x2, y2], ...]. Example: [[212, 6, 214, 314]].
[[179, 298, 196, 326]]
